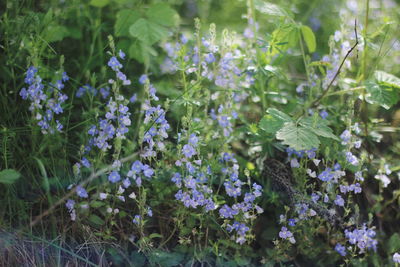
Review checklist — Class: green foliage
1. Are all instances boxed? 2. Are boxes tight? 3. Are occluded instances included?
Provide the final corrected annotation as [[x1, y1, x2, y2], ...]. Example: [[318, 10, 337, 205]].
[[300, 25, 316, 53], [276, 121, 320, 150], [0, 169, 21, 185]]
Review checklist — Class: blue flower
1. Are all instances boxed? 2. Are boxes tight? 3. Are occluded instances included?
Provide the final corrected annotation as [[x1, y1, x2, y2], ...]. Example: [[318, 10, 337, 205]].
[[108, 171, 121, 183], [334, 195, 345, 207], [76, 185, 88, 198], [219, 204, 238, 218], [335, 244, 347, 256], [142, 164, 154, 178], [319, 110, 328, 119], [182, 144, 196, 158], [279, 226, 296, 244], [118, 49, 126, 59], [66, 199, 75, 211], [132, 215, 141, 225], [108, 56, 122, 71], [139, 74, 148, 84]]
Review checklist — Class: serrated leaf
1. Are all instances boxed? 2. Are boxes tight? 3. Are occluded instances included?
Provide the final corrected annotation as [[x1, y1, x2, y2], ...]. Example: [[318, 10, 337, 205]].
[[276, 122, 320, 150], [259, 115, 282, 134], [253, 0, 290, 17], [366, 81, 398, 109], [299, 117, 339, 141], [129, 18, 167, 45], [266, 108, 293, 122], [89, 0, 109, 7], [374, 70, 400, 89], [300, 25, 316, 53], [260, 108, 293, 134], [114, 10, 140, 37], [0, 169, 21, 184], [146, 3, 179, 27]]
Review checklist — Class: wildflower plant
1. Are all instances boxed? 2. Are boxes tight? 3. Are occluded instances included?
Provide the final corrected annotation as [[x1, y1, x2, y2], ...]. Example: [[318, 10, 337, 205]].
[[6, 0, 400, 266]]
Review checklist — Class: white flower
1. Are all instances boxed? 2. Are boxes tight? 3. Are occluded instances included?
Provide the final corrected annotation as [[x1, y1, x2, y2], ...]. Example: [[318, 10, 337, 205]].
[[393, 252, 400, 263], [375, 174, 391, 188]]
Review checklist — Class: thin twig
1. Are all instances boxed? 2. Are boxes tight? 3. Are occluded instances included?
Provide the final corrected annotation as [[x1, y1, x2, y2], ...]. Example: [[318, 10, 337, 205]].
[[28, 152, 138, 228], [308, 19, 359, 109]]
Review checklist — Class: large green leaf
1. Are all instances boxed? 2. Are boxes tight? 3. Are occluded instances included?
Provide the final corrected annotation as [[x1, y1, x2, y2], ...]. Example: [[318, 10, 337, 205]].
[[146, 3, 179, 27], [299, 116, 339, 140], [366, 81, 398, 109], [129, 18, 168, 45], [0, 169, 21, 184], [276, 122, 320, 150], [259, 108, 293, 134], [115, 10, 140, 37], [374, 70, 400, 89], [300, 25, 316, 53]]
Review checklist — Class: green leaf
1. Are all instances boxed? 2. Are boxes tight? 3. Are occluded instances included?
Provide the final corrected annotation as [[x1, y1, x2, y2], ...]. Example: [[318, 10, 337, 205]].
[[146, 3, 179, 27], [299, 116, 339, 141], [270, 24, 298, 54], [0, 169, 21, 184], [88, 214, 105, 226], [253, 0, 290, 17], [42, 24, 69, 43], [90, 201, 105, 208], [276, 122, 320, 150], [259, 108, 293, 134], [266, 108, 293, 122], [300, 25, 316, 53], [149, 233, 163, 239], [388, 233, 400, 253], [150, 250, 184, 267], [366, 81, 398, 109], [374, 70, 400, 89], [114, 10, 140, 37], [129, 18, 168, 45], [89, 0, 110, 7]]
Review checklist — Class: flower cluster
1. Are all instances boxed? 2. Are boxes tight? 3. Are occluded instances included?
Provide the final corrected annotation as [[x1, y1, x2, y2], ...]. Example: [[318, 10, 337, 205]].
[[173, 132, 216, 212], [20, 67, 69, 134], [338, 224, 378, 254]]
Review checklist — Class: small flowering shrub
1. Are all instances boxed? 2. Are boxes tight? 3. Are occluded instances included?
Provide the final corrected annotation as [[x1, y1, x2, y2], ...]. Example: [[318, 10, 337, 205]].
[[2, 0, 400, 266]]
